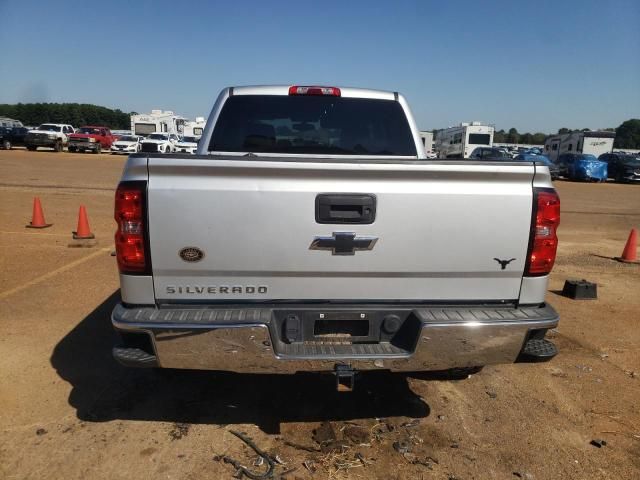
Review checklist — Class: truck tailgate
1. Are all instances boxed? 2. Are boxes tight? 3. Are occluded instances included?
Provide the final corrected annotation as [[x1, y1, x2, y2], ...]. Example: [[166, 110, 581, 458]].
[[147, 157, 534, 302]]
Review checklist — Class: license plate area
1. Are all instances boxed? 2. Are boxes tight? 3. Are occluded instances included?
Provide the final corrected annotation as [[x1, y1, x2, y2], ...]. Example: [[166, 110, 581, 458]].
[[314, 314, 370, 339], [308, 311, 375, 344], [272, 309, 421, 351]]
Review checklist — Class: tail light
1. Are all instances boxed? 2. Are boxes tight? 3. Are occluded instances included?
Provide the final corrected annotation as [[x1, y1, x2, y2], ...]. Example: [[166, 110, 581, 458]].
[[114, 181, 150, 274], [288, 85, 341, 96], [525, 188, 560, 276]]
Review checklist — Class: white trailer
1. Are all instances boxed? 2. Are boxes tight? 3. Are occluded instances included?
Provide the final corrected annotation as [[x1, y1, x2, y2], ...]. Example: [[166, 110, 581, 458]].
[[130, 110, 187, 137], [543, 131, 615, 162], [182, 117, 207, 138], [434, 122, 494, 158], [419, 131, 435, 157]]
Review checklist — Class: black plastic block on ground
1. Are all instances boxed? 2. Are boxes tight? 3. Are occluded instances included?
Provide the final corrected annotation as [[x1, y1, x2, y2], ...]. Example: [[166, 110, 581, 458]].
[[562, 279, 597, 300]]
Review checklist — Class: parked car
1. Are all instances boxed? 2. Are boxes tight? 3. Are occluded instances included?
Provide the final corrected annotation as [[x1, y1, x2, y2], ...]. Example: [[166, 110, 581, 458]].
[[68, 126, 118, 153], [598, 152, 640, 183], [111, 84, 561, 387], [24, 124, 75, 152], [0, 126, 30, 149], [515, 153, 559, 180], [469, 147, 512, 160], [524, 147, 542, 155], [174, 136, 200, 154], [110, 135, 143, 155], [140, 132, 180, 153], [556, 153, 607, 182]]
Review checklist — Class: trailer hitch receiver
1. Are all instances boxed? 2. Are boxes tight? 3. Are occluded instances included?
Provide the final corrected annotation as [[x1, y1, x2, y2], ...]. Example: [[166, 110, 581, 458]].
[[335, 364, 356, 392]]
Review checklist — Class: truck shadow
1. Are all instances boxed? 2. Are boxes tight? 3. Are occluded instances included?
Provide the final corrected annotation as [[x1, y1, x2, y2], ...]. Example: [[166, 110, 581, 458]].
[[51, 291, 431, 434]]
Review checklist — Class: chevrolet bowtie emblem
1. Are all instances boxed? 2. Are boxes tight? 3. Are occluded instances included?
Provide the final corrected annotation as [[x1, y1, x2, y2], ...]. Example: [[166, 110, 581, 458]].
[[310, 232, 378, 256]]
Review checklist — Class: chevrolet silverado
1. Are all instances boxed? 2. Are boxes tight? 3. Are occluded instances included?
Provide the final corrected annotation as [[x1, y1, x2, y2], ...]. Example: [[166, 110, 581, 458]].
[[111, 85, 561, 389]]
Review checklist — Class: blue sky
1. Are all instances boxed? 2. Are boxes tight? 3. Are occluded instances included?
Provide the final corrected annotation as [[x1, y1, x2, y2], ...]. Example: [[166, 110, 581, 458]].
[[0, 0, 638, 132]]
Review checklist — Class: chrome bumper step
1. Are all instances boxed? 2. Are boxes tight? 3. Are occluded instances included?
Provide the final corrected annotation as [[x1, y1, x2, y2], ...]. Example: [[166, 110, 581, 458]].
[[112, 346, 158, 368], [111, 302, 559, 372], [279, 342, 407, 359], [516, 338, 558, 363]]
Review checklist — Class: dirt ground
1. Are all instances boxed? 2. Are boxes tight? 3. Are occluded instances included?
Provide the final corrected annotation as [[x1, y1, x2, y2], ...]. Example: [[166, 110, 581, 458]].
[[0, 148, 638, 480]]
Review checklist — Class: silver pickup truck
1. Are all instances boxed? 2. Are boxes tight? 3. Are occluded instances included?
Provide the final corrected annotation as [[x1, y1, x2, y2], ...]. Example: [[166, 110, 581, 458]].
[[111, 85, 560, 389]]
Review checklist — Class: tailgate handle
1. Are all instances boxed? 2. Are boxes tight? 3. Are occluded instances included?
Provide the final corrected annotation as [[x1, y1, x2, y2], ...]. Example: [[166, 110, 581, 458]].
[[316, 194, 376, 224]]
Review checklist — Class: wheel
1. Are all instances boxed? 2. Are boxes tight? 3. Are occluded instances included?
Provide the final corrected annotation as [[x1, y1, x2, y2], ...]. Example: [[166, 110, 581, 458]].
[[3, 140, 11, 150], [27, 145, 37, 151], [164, 145, 170, 153], [137, 144, 141, 152], [54, 141, 63, 152], [95, 144, 101, 154], [68, 146, 76, 153]]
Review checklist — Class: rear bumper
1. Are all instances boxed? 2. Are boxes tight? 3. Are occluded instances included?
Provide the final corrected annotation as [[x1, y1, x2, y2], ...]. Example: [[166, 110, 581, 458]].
[[111, 303, 559, 373]]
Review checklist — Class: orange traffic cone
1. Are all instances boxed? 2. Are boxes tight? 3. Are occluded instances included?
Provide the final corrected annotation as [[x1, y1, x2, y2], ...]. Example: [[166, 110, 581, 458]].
[[26, 197, 52, 228], [618, 228, 638, 263], [73, 205, 95, 239]]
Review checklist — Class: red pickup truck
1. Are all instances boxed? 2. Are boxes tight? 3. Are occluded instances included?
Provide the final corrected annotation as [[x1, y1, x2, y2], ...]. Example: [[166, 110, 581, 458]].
[[68, 126, 118, 153]]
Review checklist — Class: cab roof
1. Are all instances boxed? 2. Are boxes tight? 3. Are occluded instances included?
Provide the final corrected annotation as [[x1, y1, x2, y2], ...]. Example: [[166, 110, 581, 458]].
[[229, 85, 397, 101]]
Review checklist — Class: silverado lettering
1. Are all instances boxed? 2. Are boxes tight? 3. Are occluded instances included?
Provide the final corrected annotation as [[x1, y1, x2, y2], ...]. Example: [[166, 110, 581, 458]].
[[166, 286, 268, 294]]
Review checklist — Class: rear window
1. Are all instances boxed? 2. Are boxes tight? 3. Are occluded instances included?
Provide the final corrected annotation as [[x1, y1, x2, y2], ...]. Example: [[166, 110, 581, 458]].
[[468, 133, 491, 145], [209, 95, 417, 156]]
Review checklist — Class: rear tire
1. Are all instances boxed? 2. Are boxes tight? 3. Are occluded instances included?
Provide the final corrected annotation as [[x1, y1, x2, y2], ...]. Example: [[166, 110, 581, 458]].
[[3, 140, 11, 150], [27, 145, 37, 151], [68, 146, 76, 153]]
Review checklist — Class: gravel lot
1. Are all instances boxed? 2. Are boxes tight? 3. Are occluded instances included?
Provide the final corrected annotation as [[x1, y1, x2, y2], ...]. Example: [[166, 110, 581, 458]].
[[0, 149, 638, 480]]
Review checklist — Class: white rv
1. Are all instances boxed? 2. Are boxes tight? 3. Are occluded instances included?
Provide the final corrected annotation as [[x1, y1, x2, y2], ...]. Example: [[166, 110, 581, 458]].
[[130, 110, 187, 137], [435, 122, 494, 158], [543, 131, 615, 162], [419, 131, 436, 158], [182, 117, 207, 138]]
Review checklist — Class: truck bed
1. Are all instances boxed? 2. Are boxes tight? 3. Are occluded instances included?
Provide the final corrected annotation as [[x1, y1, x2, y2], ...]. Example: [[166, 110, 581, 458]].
[[129, 154, 541, 303]]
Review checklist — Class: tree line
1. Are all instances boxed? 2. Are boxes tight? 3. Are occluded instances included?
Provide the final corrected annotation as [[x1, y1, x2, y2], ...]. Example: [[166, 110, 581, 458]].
[[433, 119, 640, 149], [2, 103, 638, 149], [0, 103, 134, 130]]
